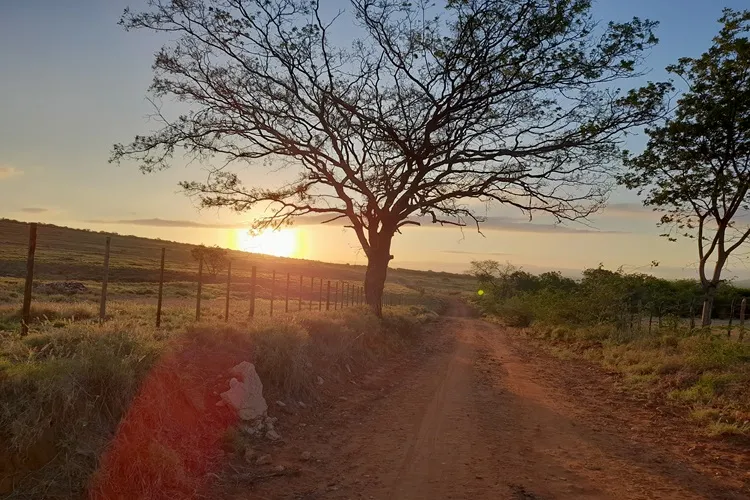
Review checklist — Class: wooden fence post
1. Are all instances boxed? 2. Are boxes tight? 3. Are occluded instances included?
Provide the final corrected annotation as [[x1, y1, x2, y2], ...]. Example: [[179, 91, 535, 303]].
[[648, 307, 653, 335], [309, 276, 314, 310], [21, 223, 37, 336], [249, 266, 256, 318], [689, 300, 695, 330], [318, 277, 323, 311], [335, 282, 339, 310], [225, 260, 232, 322], [270, 270, 275, 317], [728, 298, 736, 338], [156, 247, 165, 327], [740, 297, 747, 341], [196, 255, 203, 321], [326, 281, 331, 311], [346, 282, 350, 307], [298, 274, 303, 312], [285, 272, 290, 313], [99, 236, 111, 323]]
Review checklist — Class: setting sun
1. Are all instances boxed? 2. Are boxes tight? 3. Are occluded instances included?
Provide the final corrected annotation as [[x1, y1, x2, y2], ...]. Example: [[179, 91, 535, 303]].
[[234, 228, 299, 257]]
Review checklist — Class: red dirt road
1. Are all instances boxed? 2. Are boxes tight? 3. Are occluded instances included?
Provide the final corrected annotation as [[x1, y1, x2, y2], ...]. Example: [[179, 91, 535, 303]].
[[236, 304, 750, 499]]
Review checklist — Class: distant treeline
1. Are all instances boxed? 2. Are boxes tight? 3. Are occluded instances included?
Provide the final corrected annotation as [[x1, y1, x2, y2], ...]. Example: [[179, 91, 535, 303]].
[[469, 261, 750, 326]]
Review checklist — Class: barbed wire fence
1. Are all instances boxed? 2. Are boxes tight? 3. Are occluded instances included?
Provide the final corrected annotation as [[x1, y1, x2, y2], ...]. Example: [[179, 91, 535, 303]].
[[14, 223, 421, 335]]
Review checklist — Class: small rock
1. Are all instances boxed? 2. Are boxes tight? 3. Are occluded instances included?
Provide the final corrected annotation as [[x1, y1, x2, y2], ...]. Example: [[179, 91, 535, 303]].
[[338, 396, 348, 401], [274, 465, 285, 472], [265, 416, 278, 425], [345, 364, 352, 373], [244, 447, 256, 463], [256, 454, 272, 465], [301, 451, 312, 461], [220, 362, 268, 421], [215, 400, 225, 407], [276, 400, 286, 407], [317, 376, 325, 385], [298, 401, 307, 408], [266, 429, 282, 441], [305, 361, 313, 369]]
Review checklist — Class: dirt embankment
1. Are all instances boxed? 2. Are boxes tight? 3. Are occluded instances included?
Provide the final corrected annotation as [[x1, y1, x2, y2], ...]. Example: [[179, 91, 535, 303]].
[[223, 302, 749, 499]]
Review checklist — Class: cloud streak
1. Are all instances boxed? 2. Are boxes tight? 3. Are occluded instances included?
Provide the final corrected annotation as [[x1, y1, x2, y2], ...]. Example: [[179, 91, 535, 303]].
[[441, 250, 511, 256], [85, 214, 625, 235], [20, 207, 49, 214], [84, 218, 240, 229], [296, 214, 625, 234], [0, 166, 22, 180]]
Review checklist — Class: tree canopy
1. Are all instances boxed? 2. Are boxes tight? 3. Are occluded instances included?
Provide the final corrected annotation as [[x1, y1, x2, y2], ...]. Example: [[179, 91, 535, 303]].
[[112, 0, 669, 314], [620, 9, 750, 325]]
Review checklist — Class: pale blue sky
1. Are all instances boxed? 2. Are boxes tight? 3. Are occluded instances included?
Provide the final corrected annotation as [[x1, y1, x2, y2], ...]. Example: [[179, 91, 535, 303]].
[[1, 0, 749, 278]]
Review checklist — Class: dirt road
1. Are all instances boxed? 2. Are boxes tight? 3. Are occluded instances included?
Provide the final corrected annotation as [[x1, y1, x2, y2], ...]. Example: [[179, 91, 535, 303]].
[[241, 304, 750, 499]]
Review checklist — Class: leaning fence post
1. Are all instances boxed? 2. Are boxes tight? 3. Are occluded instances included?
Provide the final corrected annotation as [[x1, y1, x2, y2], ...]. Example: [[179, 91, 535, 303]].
[[285, 272, 290, 313], [156, 247, 165, 327], [309, 276, 314, 310], [326, 281, 331, 311], [334, 281, 339, 310], [270, 270, 275, 317], [249, 266, 256, 318], [318, 277, 323, 311], [648, 306, 653, 335], [298, 274, 303, 312], [740, 297, 747, 341], [21, 223, 37, 336], [728, 298, 736, 338], [99, 236, 111, 323], [196, 255, 203, 321], [225, 260, 232, 322]]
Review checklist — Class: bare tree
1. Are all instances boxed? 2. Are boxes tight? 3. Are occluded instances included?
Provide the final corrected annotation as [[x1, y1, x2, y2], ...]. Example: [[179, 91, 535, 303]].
[[112, 0, 669, 316]]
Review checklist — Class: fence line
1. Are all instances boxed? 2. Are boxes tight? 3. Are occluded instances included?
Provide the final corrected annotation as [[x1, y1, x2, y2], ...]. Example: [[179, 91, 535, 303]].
[[13, 228, 423, 334]]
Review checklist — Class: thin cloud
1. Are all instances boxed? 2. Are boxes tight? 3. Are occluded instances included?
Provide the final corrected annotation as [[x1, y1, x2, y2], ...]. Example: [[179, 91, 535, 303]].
[[0, 166, 22, 180], [441, 250, 511, 256], [296, 214, 625, 234], [481, 216, 626, 234], [601, 203, 655, 218], [20, 207, 48, 214], [85, 218, 240, 229]]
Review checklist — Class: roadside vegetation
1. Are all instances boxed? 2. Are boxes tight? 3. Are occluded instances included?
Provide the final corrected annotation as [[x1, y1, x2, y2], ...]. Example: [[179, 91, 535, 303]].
[[0, 304, 439, 498], [470, 261, 750, 439]]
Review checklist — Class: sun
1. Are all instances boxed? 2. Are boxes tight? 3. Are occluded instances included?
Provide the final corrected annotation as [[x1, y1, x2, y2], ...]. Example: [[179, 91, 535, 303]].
[[234, 228, 298, 257]]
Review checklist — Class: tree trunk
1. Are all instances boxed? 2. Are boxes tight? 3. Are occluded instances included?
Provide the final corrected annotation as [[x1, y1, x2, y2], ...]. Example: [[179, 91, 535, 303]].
[[701, 284, 717, 327], [364, 234, 394, 317]]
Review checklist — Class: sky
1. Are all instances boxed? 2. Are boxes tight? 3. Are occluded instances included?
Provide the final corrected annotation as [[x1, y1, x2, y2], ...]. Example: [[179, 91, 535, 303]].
[[1, 0, 750, 279]]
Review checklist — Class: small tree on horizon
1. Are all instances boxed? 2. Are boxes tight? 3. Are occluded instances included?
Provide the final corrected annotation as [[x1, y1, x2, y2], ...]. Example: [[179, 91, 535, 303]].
[[191, 244, 229, 279], [619, 9, 750, 326], [112, 0, 669, 316]]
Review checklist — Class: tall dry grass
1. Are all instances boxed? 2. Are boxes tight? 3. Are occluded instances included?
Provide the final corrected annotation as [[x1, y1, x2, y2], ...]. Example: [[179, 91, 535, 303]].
[[0, 304, 438, 499]]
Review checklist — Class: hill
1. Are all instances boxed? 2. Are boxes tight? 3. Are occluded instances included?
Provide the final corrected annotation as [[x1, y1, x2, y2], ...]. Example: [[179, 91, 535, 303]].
[[0, 218, 475, 307]]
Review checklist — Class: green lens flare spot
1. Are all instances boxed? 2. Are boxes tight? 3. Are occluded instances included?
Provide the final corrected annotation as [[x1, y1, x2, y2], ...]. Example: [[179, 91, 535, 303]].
[[477, 289, 484, 296]]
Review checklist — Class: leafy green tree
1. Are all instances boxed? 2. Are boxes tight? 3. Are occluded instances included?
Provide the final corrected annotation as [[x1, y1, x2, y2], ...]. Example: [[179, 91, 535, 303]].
[[620, 9, 750, 325], [112, 0, 669, 316]]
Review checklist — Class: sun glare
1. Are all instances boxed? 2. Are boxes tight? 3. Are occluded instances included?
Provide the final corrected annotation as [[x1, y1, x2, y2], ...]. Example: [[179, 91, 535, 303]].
[[235, 228, 298, 258]]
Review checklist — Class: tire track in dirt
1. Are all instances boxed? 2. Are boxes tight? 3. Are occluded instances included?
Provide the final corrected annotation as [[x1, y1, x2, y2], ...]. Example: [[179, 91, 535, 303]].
[[241, 304, 748, 499]]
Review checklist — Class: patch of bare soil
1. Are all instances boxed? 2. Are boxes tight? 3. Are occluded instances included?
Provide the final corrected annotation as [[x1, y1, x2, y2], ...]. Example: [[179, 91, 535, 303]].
[[216, 304, 750, 499]]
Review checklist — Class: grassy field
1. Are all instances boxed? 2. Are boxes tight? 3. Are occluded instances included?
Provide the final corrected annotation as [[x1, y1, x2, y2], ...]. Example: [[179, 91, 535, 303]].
[[0, 218, 474, 332], [0, 218, 471, 498], [479, 295, 750, 439]]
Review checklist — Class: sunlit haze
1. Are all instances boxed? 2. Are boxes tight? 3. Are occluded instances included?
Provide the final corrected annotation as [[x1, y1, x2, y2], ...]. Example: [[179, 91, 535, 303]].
[[2, 0, 750, 279]]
